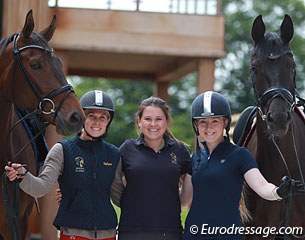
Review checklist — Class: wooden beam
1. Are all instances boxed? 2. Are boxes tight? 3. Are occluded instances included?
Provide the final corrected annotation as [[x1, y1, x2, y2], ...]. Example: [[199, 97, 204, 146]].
[[68, 68, 155, 81], [156, 58, 197, 82], [52, 8, 225, 58]]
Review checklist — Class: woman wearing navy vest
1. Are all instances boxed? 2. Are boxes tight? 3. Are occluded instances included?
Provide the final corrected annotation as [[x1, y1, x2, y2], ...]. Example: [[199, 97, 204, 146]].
[[183, 91, 305, 240], [5, 90, 120, 240], [115, 96, 192, 240]]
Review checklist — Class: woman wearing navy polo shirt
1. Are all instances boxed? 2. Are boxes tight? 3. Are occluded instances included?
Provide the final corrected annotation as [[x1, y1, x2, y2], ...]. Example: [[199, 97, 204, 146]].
[[183, 91, 305, 240], [116, 96, 192, 240]]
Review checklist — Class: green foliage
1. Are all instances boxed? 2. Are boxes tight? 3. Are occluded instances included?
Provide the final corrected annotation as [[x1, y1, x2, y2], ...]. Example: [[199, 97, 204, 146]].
[[218, 0, 305, 112], [113, 204, 189, 228]]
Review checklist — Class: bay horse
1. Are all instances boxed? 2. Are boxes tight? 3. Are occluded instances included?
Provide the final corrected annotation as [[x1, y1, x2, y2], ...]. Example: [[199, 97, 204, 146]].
[[241, 15, 305, 239], [0, 10, 85, 240]]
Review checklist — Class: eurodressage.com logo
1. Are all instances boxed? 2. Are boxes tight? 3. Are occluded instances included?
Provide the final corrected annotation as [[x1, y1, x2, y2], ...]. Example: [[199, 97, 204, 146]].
[[189, 224, 303, 238]]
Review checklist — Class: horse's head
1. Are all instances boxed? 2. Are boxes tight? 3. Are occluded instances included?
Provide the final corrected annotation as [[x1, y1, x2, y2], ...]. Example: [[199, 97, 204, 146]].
[[0, 10, 85, 135], [251, 14, 296, 137]]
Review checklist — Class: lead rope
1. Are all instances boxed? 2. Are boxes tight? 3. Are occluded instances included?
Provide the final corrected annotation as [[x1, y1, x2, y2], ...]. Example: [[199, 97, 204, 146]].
[[291, 117, 305, 239]]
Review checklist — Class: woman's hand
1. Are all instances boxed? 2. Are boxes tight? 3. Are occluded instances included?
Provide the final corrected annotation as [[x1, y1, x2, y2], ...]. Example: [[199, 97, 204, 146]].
[[55, 188, 62, 205], [4, 162, 28, 181], [276, 176, 305, 198]]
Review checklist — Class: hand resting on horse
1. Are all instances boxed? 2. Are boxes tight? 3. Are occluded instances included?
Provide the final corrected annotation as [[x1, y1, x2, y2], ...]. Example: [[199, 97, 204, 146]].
[[4, 163, 28, 181], [55, 188, 62, 205], [276, 176, 305, 199]]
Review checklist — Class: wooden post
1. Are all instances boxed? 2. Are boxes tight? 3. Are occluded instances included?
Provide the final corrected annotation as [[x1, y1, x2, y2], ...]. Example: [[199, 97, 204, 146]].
[[155, 81, 169, 103], [197, 58, 215, 93]]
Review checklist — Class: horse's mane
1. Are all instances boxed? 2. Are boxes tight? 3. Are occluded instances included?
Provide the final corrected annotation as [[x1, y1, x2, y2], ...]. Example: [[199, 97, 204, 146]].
[[0, 34, 15, 54]]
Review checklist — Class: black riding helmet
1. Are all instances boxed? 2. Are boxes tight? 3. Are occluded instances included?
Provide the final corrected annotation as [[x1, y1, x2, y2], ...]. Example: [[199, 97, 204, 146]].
[[80, 90, 115, 139], [191, 91, 231, 137]]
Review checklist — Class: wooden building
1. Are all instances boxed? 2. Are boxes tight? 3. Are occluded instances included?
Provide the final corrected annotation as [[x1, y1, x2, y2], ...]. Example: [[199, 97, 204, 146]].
[[1, 0, 225, 238]]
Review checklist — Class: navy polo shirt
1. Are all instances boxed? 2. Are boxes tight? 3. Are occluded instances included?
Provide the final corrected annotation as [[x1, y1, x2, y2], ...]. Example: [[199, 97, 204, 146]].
[[184, 139, 257, 240], [119, 133, 191, 232]]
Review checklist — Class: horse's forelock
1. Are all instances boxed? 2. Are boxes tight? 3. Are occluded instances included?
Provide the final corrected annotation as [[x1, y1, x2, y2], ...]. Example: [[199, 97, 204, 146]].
[[0, 32, 49, 55], [254, 32, 290, 60], [31, 32, 50, 49]]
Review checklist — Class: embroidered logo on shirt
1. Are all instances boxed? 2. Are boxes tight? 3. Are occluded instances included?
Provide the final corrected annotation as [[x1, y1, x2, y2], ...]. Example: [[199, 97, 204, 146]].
[[220, 159, 226, 164], [103, 162, 113, 166], [170, 153, 177, 165], [75, 157, 85, 172]]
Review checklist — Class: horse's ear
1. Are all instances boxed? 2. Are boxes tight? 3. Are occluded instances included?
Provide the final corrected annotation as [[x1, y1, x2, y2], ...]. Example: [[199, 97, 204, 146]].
[[251, 15, 265, 44], [280, 14, 294, 44], [21, 9, 34, 39], [39, 15, 56, 42]]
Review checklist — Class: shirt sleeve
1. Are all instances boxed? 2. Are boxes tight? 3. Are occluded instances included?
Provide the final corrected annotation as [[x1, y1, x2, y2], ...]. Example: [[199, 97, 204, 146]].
[[178, 142, 192, 175], [238, 147, 258, 175], [19, 143, 64, 198]]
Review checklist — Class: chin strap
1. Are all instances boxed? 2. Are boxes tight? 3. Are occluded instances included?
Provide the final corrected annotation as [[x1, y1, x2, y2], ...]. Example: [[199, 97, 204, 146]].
[[83, 127, 104, 141]]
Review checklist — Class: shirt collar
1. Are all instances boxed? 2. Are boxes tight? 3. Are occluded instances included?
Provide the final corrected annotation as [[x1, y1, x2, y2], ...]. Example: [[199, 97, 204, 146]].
[[201, 137, 230, 155], [135, 133, 175, 147]]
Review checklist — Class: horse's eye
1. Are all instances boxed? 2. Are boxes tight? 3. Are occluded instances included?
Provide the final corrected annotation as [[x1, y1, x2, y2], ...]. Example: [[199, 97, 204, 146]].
[[30, 62, 42, 70]]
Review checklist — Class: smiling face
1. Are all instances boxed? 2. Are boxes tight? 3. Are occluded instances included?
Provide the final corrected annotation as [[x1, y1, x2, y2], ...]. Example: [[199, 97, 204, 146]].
[[137, 106, 168, 145], [81, 109, 110, 140], [196, 117, 228, 150]]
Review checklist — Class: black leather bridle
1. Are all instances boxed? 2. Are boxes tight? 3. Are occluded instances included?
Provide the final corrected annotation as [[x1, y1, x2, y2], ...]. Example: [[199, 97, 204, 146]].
[[12, 33, 74, 120]]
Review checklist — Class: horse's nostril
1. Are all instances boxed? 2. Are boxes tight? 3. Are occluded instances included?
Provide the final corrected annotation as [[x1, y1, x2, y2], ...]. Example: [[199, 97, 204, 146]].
[[70, 112, 83, 125]]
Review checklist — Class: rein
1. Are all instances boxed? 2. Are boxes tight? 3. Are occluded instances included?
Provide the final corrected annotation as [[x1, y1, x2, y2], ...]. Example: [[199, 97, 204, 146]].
[[269, 110, 305, 240], [255, 87, 305, 239]]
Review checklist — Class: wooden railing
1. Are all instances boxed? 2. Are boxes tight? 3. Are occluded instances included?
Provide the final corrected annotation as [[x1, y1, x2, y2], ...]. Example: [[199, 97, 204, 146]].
[[49, 0, 222, 15]]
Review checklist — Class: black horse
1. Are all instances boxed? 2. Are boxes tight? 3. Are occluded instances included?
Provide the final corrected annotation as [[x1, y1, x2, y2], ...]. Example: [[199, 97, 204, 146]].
[[235, 15, 305, 240]]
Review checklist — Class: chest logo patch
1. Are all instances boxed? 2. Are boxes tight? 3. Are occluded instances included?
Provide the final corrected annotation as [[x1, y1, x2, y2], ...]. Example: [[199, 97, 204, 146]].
[[220, 159, 226, 164], [75, 157, 85, 172], [170, 153, 177, 165], [103, 162, 113, 166]]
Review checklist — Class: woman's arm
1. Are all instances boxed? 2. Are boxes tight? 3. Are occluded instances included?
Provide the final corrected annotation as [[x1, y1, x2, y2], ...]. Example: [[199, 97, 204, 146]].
[[5, 143, 64, 198], [244, 168, 280, 201], [110, 159, 125, 207], [180, 173, 193, 207]]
